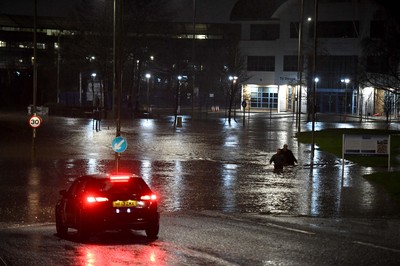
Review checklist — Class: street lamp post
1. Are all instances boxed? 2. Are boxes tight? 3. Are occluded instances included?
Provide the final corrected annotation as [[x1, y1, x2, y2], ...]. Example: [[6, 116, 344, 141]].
[[341, 78, 350, 121], [228, 75, 238, 124], [145, 73, 151, 113], [56, 33, 61, 104], [177, 75, 182, 114], [192, 0, 196, 117], [91, 73, 97, 107], [174, 75, 183, 127], [314, 77, 319, 114], [297, 0, 305, 133], [113, 0, 122, 172], [310, 0, 319, 174]]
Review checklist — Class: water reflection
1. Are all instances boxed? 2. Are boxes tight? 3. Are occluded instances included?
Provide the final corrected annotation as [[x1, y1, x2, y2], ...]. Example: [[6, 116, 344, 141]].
[[27, 166, 40, 223], [1, 112, 400, 226], [87, 158, 98, 174], [221, 163, 238, 211], [76, 242, 166, 266], [139, 118, 156, 129], [140, 159, 152, 182], [57, 114, 400, 218]]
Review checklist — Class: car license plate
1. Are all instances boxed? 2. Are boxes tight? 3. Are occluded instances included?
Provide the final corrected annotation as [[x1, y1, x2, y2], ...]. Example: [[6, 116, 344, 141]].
[[113, 200, 137, 207]]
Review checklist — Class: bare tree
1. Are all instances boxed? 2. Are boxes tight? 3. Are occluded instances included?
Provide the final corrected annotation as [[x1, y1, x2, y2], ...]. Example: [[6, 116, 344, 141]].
[[358, 7, 400, 121]]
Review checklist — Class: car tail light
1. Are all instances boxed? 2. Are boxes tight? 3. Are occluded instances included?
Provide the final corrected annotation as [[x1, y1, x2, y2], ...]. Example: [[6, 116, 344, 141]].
[[109, 174, 130, 182], [141, 194, 157, 201], [86, 196, 109, 203]]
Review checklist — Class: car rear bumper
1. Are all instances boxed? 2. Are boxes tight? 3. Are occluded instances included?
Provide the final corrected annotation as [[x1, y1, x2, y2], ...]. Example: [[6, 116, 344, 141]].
[[84, 210, 159, 231]]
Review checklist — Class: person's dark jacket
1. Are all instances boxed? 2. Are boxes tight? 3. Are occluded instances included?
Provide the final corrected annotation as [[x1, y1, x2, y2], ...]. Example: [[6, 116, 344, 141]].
[[282, 149, 297, 165], [270, 153, 284, 169]]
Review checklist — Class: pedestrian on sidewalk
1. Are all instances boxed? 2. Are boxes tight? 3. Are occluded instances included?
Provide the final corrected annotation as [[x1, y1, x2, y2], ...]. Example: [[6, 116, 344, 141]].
[[270, 148, 284, 173], [282, 144, 297, 166]]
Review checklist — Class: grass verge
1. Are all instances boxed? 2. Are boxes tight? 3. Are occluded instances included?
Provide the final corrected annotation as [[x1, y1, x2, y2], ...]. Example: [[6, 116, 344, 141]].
[[296, 128, 400, 200]]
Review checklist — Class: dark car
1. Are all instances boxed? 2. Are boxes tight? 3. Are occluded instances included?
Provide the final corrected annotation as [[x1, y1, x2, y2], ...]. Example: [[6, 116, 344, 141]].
[[55, 173, 159, 240]]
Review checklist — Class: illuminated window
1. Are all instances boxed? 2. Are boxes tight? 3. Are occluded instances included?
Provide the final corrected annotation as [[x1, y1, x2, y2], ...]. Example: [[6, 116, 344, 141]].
[[250, 87, 278, 109]]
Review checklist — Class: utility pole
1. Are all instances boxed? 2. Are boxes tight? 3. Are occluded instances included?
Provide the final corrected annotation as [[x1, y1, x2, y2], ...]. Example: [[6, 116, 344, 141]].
[[191, 0, 196, 117], [297, 0, 304, 133], [310, 0, 319, 174], [32, 0, 38, 150]]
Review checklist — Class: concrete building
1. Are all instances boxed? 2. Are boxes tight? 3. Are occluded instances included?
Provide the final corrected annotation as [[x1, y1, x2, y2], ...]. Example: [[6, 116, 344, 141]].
[[0, 0, 397, 118], [231, 0, 395, 118]]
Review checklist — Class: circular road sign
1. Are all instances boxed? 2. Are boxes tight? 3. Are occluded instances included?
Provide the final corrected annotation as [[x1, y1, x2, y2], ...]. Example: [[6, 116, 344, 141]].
[[112, 136, 128, 153], [29, 115, 42, 128]]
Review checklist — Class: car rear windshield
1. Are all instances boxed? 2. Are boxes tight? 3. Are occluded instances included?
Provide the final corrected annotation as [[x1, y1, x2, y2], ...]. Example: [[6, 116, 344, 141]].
[[85, 178, 150, 194]]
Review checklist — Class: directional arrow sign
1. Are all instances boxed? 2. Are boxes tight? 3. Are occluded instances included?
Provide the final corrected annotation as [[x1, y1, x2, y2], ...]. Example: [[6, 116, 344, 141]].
[[112, 136, 127, 153]]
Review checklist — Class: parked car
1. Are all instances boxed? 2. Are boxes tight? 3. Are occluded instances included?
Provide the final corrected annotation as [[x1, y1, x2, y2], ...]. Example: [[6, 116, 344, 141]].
[[55, 173, 159, 241]]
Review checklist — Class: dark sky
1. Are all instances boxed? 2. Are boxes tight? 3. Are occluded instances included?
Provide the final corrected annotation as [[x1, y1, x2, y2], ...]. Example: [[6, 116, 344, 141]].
[[0, 0, 238, 23], [0, 0, 82, 17], [2, 1, 396, 23]]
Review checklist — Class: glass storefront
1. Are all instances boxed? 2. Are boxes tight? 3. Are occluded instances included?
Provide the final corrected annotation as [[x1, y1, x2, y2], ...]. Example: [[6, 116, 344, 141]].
[[250, 86, 278, 109]]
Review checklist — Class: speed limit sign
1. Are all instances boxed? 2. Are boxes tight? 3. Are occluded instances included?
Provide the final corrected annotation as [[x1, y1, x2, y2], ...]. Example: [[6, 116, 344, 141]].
[[29, 115, 42, 128]]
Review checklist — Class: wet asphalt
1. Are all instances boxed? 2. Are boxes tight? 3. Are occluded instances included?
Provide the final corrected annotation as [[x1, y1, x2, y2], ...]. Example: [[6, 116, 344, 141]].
[[0, 110, 400, 226]]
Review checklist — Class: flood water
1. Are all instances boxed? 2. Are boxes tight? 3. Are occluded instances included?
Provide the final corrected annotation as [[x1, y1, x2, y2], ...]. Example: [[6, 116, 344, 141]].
[[1, 111, 400, 226]]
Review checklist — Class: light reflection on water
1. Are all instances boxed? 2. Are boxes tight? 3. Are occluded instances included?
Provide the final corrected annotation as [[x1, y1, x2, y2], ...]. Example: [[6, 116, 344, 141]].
[[221, 163, 238, 211], [1, 112, 400, 226], [76, 241, 166, 266], [27, 166, 41, 224]]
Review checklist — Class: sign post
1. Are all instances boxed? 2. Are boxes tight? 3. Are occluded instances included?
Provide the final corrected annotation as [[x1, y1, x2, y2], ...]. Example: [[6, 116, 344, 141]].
[[112, 136, 127, 153], [112, 136, 127, 172], [342, 134, 390, 178], [241, 100, 247, 126], [29, 115, 42, 128]]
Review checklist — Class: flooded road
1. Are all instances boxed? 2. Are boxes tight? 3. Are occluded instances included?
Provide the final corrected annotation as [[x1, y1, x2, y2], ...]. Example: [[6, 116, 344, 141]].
[[1, 111, 400, 227]]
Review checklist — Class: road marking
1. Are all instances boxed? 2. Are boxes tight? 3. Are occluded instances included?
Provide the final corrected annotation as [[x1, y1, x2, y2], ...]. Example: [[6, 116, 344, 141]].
[[265, 222, 315, 235], [0, 255, 8, 266], [353, 241, 400, 253]]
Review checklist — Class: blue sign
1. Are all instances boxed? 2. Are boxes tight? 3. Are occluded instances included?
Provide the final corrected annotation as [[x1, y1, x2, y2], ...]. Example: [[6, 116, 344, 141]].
[[112, 136, 127, 153]]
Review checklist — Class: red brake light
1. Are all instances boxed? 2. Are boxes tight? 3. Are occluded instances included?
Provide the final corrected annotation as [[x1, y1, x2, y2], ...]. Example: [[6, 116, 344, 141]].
[[86, 196, 109, 203], [109, 174, 130, 182], [141, 194, 157, 201]]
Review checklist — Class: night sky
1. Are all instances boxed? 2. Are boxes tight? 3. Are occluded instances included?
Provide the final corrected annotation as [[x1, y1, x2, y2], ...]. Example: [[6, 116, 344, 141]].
[[0, 1, 398, 23], [0, 0, 82, 17], [0, 0, 238, 23]]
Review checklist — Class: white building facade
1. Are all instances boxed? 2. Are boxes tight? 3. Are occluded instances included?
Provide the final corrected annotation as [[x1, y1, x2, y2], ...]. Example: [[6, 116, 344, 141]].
[[231, 0, 385, 116]]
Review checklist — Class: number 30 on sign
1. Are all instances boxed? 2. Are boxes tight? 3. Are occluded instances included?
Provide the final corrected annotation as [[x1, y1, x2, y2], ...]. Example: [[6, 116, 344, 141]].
[[29, 115, 42, 128]]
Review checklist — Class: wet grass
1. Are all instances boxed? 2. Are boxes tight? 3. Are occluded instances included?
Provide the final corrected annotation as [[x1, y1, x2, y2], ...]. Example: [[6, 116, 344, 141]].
[[296, 128, 400, 200]]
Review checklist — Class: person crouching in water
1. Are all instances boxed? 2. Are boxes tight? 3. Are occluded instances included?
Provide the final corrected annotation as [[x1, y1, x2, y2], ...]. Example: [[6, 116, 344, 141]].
[[270, 148, 284, 173]]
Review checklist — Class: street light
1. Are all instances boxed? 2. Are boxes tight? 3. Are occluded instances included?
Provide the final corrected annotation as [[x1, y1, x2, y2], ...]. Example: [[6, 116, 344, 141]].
[[174, 75, 183, 127], [229, 75, 238, 82], [91, 73, 97, 107], [145, 73, 151, 113], [177, 75, 182, 114], [228, 76, 238, 123], [341, 78, 350, 121]]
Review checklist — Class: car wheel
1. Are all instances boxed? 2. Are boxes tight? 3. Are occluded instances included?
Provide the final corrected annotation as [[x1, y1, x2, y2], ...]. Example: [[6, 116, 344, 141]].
[[145, 220, 159, 238], [55, 212, 68, 237]]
